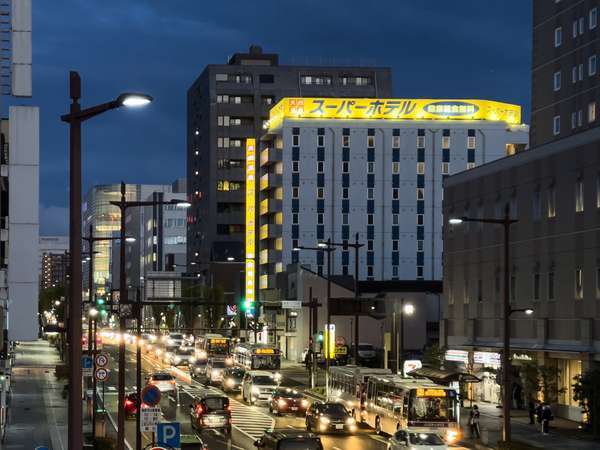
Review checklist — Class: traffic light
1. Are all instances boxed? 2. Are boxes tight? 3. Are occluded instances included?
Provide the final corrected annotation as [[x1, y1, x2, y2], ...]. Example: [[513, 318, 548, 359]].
[[96, 298, 105, 306], [240, 298, 248, 312], [317, 331, 324, 342]]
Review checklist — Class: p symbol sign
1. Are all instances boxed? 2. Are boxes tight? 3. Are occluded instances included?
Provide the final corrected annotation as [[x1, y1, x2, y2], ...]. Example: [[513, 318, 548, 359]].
[[156, 422, 180, 448]]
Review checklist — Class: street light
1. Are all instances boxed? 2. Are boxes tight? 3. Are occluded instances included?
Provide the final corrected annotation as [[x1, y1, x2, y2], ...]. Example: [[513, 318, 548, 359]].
[[448, 204, 521, 444], [393, 298, 415, 374], [61, 71, 152, 450], [88, 307, 98, 318], [109, 185, 190, 450]]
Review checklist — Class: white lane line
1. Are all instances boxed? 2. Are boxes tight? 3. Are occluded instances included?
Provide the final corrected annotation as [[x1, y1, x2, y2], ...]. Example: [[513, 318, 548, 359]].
[[369, 434, 388, 443], [333, 447, 343, 450]]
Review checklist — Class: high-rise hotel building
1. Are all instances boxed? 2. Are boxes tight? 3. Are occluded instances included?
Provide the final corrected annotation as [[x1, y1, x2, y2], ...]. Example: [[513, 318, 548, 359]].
[[254, 98, 528, 297]]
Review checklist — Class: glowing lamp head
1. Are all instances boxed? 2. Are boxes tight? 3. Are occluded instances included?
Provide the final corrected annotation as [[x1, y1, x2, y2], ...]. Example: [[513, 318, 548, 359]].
[[175, 201, 192, 209], [125, 236, 136, 243], [448, 218, 464, 225], [117, 93, 153, 107], [403, 303, 415, 316], [524, 308, 534, 315]]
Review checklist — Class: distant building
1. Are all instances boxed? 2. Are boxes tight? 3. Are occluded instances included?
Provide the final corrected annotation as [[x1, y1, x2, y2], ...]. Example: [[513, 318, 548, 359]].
[[38, 235, 68, 279], [186, 45, 393, 275], [40, 252, 69, 290]]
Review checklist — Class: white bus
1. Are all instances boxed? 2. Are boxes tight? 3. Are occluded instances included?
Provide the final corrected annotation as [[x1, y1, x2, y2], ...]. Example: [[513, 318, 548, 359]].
[[194, 334, 231, 362], [328, 365, 392, 420], [231, 343, 281, 371], [364, 375, 460, 443]]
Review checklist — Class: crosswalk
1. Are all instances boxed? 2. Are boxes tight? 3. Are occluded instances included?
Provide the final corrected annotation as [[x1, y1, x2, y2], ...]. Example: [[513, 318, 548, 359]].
[[179, 384, 274, 439]]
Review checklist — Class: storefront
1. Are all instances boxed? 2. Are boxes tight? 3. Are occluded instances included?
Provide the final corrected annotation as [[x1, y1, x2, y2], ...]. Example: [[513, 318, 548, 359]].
[[444, 349, 501, 404]]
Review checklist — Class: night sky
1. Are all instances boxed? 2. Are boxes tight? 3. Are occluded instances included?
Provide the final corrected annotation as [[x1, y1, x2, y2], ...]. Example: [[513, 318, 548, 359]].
[[34, 0, 532, 235]]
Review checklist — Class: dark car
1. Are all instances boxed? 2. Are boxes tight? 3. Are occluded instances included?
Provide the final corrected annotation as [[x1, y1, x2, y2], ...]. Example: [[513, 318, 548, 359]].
[[189, 359, 207, 379], [124, 392, 139, 419], [254, 429, 323, 450], [222, 367, 245, 393], [269, 387, 309, 416], [305, 402, 356, 434], [190, 390, 232, 434]]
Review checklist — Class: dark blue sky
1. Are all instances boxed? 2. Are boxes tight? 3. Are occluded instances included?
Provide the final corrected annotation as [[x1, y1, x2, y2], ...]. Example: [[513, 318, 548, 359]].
[[34, 0, 532, 235]]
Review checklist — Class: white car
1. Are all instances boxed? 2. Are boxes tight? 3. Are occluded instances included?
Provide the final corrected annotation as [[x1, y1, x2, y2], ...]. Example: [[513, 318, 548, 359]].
[[241, 370, 279, 405], [205, 358, 229, 384], [146, 372, 177, 394], [387, 430, 448, 450]]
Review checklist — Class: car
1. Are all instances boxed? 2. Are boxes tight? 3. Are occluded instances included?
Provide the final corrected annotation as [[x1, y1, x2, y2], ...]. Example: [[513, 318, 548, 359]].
[[387, 430, 448, 450], [242, 370, 280, 405], [205, 358, 229, 384], [189, 359, 208, 379], [305, 402, 356, 434], [354, 342, 377, 365], [269, 387, 309, 416], [170, 347, 196, 366], [221, 367, 245, 392], [166, 332, 186, 347], [146, 372, 177, 393], [124, 392, 139, 419], [189, 390, 232, 434], [254, 429, 323, 450]]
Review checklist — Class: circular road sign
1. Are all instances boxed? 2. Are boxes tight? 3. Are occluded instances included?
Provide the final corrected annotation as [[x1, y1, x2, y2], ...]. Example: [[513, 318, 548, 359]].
[[141, 384, 161, 407], [95, 367, 109, 382], [95, 353, 109, 368]]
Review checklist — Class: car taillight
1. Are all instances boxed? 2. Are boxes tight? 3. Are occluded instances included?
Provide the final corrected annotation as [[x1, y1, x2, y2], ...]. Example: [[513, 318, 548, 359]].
[[227, 405, 232, 412], [125, 400, 133, 406], [195, 405, 203, 414], [170, 379, 176, 384]]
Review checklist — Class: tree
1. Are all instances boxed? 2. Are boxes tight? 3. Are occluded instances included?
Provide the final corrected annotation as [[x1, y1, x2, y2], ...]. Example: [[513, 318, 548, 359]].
[[574, 369, 600, 436], [539, 365, 562, 404], [39, 286, 66, 322], [519, 361, 541, 403], [422, 344, 446, 369]]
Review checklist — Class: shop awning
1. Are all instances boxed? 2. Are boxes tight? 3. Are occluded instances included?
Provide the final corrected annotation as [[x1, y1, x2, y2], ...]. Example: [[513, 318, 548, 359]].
[[408, 367, 481, 384]]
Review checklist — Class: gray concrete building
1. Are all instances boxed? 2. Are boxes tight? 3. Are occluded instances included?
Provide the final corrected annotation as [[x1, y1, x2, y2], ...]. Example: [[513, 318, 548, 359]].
[[186, 46, 392, 275]]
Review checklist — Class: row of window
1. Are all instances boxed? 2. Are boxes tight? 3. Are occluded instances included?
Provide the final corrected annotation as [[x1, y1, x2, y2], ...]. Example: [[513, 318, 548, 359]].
[[553, 102, 596, 134], [163, 235, 186, 245], [215, 73, 374, 86], [553, 56, 597, 91], [291, 160, 458, 176], [216, 180, 243, 191], [216, 94, 274, 105], [164, 218, 185, 228], [554, 8, 597, 47]]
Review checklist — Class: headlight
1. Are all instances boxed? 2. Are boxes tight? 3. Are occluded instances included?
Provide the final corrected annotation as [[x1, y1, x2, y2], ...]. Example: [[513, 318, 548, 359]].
[[301, 399, 309, 408], [319, 416, 330, 424], [346, 417, 356, 425], [189, 357, 196, 364], [252, 386, 260, 394], [173, 357, 181, 364], [446, 429, 459, 444], [225, 357, 233, 365], [277, 399, 287, 407], [195, 367, 202, 373], [226, 378, 235, 387], [167, 339, 174, 345], [212, 369, 221, 377], [273, 372, 282, 381], [198, 350, 208, 359]]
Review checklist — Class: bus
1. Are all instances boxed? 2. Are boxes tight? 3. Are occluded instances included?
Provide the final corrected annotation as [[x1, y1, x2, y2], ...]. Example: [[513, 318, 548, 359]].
[[364, 375, 460, 443], [328, 366, 392, 420], [232, 343, 281, 371], [194, 334, 231, 362]]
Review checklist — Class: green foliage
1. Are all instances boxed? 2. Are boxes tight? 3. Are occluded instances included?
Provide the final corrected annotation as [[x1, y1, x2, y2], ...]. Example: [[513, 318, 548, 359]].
[[422, 344, 446, 369], [539, 365, 563, 404], [573, 369, 600, 436], [520, 361, 541, 402]]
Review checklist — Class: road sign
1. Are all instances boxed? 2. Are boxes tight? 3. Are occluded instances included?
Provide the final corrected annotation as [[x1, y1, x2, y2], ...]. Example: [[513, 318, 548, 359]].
[[156, 422, 180, 449], [281, 300, 302, 309], [82, 356, 93, 377], [95, 353, 109, 368], [94, 367, 109, 382], [140, 406, 161, 432], [141, 385, 161, 407]]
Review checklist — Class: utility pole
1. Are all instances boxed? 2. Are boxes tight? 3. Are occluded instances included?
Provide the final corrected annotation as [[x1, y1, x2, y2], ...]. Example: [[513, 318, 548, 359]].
[[302, 286, 321, 389]]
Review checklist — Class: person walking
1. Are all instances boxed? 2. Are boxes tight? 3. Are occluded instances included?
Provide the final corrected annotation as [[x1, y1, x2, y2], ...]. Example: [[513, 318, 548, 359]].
[[541, 404, 553, 435], [469, 405, 481, 439], [528, 399, 536, 425]]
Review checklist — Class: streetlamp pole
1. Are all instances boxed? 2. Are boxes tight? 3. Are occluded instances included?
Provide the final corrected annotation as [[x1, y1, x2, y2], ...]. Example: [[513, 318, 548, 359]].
[[325, 237, 332, 398], [399, 298, 405, 374], [502, 204, 512, 444], [351, 233, 363, 365], [87, 224, 94, 358], [117, 181, 128, 450]]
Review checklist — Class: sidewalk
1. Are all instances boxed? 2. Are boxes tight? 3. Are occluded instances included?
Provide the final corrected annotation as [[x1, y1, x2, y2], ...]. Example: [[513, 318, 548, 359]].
[[3, 339, 67, 450], [462, 402, 600, 449]]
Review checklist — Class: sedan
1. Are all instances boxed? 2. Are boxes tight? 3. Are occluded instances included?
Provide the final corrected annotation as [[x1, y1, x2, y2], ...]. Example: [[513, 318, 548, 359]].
[[269, 388, 309, 416], [387, 430, 448, 450], [305, 402, 356, 434], [146, 372, 177, 393]]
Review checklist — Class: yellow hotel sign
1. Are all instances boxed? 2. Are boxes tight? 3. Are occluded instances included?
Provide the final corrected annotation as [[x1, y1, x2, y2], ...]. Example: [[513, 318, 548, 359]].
[[268, 97, 521, 129], [245, 139, 256, 311]]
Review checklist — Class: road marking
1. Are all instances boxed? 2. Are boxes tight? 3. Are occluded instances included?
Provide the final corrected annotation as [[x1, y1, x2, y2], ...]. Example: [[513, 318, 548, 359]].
[[370, 434, 388, 443], [333, 447, 343, 450]]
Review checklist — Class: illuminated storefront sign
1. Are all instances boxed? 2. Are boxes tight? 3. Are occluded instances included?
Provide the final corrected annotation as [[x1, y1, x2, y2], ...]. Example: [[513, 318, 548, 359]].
[[245, 138, 256, 314], [445, 349, 469, 363], [268, 97, 521, 130], [473, 351, 501, 367]]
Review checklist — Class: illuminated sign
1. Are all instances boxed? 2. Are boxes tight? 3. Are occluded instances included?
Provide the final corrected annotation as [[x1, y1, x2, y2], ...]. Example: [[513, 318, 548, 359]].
[[403, 359, 423, 376], [445, 349, 469, 363], [324, 324, 336, 359], [416, 388, 448, 398], [210, 338, 228, 344], [268, 97, 522, 130], [473, 351, 501, 367], [256, 348, 275, 355], [245, 138, 256, 314]]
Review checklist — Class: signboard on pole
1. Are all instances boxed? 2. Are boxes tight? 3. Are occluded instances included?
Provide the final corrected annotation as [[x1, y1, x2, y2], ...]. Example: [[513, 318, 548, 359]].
[[140, 406, 161, 432], [95, 353, 109, 368], [94, 367, 109, 382], [281, 300, 302, 309], [82, 356, 93, 377], [156, 422, 181, 448], [141, 385, 161, 407], [324, 324, 335, 359]]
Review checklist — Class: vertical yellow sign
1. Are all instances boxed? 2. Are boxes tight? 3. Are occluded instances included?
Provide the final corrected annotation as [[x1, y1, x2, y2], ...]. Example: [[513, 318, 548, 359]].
[[245, 139, 256, 312]]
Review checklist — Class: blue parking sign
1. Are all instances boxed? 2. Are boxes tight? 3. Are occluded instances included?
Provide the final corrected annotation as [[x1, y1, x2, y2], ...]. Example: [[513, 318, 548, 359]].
[[156, 422, 180, 448], [81, 356, 93, 369]]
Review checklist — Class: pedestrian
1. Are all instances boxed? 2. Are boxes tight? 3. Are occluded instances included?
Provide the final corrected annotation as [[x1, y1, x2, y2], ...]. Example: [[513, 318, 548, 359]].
[[304, 349, 312, 374], [535, 402, 543, 425], [469, 404, 481, 439], [528, 399, 536, 425], [541, 404, 553, 435]]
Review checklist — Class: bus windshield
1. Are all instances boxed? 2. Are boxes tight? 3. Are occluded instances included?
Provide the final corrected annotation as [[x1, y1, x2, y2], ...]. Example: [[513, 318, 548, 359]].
[[253, 354, 280, 370], [409, 390, 457, 423], [208, 339, 229, 354]]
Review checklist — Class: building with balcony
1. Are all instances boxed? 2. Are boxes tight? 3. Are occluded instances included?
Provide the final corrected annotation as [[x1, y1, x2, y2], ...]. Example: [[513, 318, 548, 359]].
[[186, 45, 392, 277]]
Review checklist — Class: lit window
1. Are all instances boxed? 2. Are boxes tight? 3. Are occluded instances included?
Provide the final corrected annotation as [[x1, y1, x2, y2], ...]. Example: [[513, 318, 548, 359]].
[[392, 136, 400, 148], [547, 186, 556, 218], [571, 111, 577, 129], [572, 66, 577, 84], [467, 162, 476, 170], [553, 71, 561, 91], [573, 19, 578, 38], [575, 268, 584, 299], [575, 179, 584, 212], [367, 136, 375, 147], [590, 56, 597, 76], [367, 162, 374, 173], [589, 102, 597, 122], [467, 136, 476, 149], [579, 63, 584, 80], [417, 162, 425, 174], [442, 162, 449, 174], [555, 26, 562, 47], [417, 135, 425, 148], [442, 135, 450, 149], [215, 73, 228, 82], [392, 162, 400, 174], [553, 115, 561, 135]]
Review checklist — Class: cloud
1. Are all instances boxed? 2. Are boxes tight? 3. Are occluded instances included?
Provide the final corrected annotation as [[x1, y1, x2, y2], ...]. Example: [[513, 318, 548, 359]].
[[39, 205, 68, 236]]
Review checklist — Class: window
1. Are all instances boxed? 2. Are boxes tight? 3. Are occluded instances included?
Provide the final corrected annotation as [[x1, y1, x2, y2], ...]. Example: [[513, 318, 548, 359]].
[[367, 214, 374, 225], [572, 111, 577, 129], [292, 213, 298, 224], [575, 268, 584, 299], [317, 135, 324, 146], [590, 56, 597, 76], [467, 135, 476, 149], [340, 76, 372, 86], [292, 135, 299, 146], [300, 75, 332, 85], [417, 162, 425, 174], [575, 180, 584, 212], [217, 116, 230, 126], [547, 186, 556, 218], [342, 135, 349, 147], [392, 240, 399, 251], [416, 188, 425, 200], [317, 213, 324, 225], [578, 109, 583, 126], [553, 115, 561, 135], [416, 214, 424, 225], [367, 162, 374, 173], [589, 102, 597, 122], [292, 187, 299, 198], [596, 175, 600, 208], [393, 188, 399, 199], [292, 161, 299, 172], [317, 161, 324, 173], [392, 266, 398, 279], [367, 266, 373, 277], [417, 240, 424, 252], [553, 71, 561, 91], [217, 180, 242, 191], [367, 188, 374, 199], [573, 20, 578, 38], [579, 63, 584, 81], [317, 188, 324, 199], [417, 135, 425, 148], [580, 17, 585, 34], [392, 214, 399, 225], [533, 273, 540, 301], [547, 271, 555, 300], [367, 240, 374, 251], [591, 8, 598, 29], [442, 135, 450, 149], [367, 136, 375, 147], [342, 162, 349, 173], [416, 266, 424, 279], [467, 162, 476, 170], [342, 214, 348, 225], [555, 26, 562, 47], [392, 162, 400, 174], [215, 73, 228, 82], [572, 66, 578, 84], [259, 74, 274, 83], [342, 188, 349, 199], [442, 162, 450, 174], [392, 136, 400, 148]]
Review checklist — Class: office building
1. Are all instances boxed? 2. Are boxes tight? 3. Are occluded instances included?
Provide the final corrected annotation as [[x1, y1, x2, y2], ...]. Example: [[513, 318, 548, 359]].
[[186, 45, 392, 274], [254, 97, 528, 303], [40, 252, 69, 290], [532, 1, 600, 146]]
